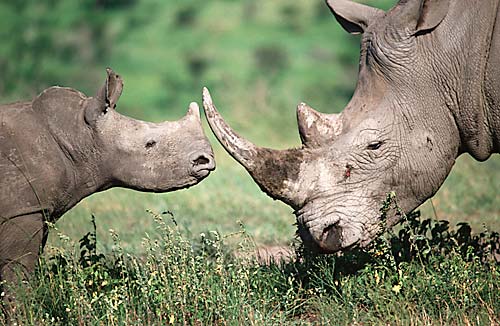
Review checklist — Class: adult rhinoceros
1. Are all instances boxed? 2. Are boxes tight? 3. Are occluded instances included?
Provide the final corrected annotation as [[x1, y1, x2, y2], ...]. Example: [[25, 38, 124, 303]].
[[0, 68, 215, 284], [202, 0, 499, 253]]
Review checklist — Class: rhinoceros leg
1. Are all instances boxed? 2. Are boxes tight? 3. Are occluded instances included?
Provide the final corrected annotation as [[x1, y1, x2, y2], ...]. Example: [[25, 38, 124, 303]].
[[0, 212, 47, 306]]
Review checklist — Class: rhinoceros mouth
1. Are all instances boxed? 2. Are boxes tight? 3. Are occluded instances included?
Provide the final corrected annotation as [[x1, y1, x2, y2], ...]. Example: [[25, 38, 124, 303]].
[[296, 219, 361, 254], [294, 200, 380, 253], [190, 167, 213, 181]]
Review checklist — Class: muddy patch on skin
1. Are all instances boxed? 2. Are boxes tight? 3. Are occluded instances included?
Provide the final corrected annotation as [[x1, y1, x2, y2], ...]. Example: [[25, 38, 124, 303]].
[[250, 148, 304, 208]]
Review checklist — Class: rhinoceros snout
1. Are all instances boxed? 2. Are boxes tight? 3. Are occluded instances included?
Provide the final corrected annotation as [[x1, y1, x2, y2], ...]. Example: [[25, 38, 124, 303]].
[[317, 224, 343, 253], [298, 219, 360, 254], [189, 151, 215, 179]]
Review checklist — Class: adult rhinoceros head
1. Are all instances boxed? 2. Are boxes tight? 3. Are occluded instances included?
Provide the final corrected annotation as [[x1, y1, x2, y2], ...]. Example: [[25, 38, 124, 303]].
[[203, 0, 464, 253]]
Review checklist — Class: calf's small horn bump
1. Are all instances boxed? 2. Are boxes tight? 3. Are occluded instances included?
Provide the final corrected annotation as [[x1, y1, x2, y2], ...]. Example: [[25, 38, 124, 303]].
[[188, 102, 201, 119]]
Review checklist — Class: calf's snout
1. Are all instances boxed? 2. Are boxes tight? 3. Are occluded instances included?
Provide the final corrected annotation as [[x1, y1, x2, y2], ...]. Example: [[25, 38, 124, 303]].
[[189, 151, 216, 178]]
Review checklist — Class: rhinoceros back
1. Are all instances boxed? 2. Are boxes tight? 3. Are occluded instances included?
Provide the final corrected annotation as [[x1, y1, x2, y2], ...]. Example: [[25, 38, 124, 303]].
[[0, 98, 74, 221]]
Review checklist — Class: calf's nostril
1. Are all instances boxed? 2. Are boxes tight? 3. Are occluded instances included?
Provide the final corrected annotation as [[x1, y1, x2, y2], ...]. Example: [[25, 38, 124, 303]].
[[190, 152, 215, 171], [193, 156, 210, 165]]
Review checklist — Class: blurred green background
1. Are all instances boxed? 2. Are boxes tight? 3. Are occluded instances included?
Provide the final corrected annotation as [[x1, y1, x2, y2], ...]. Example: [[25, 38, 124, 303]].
[[1, 0, 498, 253]]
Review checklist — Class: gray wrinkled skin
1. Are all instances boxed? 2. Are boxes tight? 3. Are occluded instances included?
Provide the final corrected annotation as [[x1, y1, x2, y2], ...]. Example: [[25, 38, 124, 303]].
[[0, 69, 215, 286], [203, 0, 499, 254]]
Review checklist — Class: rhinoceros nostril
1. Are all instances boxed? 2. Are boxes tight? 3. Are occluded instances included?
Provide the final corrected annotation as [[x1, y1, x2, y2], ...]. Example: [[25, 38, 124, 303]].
[[190, 152, 215, 173], [319, 223, 342, 252], [145, 140, 157, 149], [189, 152, 215, 179], [323, 224, 334, 235], [193, 156, 210, 165]]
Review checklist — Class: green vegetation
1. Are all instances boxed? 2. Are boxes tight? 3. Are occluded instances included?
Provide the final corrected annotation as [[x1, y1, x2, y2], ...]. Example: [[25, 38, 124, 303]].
[[1, 0, 499, 324], [5, 207, 499, 324]]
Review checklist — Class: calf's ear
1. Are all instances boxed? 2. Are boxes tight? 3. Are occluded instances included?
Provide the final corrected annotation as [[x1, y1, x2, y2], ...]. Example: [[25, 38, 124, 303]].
[[325, 0, 385, 34], [396, 0, 450, 34], [85, 68, 124, 125], [96, 67, 123, 110]]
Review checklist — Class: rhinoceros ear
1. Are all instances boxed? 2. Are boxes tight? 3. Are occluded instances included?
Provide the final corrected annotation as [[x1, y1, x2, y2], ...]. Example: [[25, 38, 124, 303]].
[[85, 68, 124, 126], [396, 0, 449, 34], [297, 102, 342, 148], [96, 67, 123, 111], [325, 0, 385, 34]]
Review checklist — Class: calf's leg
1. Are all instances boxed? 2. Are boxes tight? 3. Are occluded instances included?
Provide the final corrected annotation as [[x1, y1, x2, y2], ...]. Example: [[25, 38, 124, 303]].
[[0, 213, 47, 305]]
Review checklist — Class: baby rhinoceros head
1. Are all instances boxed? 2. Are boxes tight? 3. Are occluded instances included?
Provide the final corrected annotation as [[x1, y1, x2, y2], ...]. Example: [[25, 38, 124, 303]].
[[83, 69, 215, 192]]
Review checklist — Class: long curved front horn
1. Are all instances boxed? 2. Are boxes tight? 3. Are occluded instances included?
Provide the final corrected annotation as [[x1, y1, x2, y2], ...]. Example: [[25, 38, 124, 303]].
[[202, 87, 304, 208]]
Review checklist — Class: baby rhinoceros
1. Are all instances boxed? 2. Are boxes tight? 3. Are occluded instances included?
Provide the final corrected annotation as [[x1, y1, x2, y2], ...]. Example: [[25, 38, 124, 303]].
[[0, 68, 215, 285]]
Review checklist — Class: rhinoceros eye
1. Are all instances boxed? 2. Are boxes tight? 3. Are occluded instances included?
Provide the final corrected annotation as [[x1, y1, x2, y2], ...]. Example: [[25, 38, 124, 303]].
[[367, 141, 383, 150]]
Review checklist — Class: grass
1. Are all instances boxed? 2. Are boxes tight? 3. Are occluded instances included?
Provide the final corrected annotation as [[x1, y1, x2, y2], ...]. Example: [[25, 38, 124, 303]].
[[5, 207, 500, 325]]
